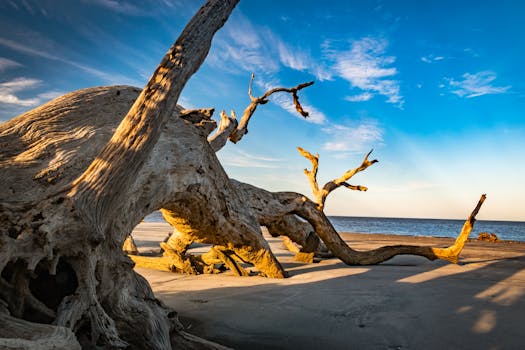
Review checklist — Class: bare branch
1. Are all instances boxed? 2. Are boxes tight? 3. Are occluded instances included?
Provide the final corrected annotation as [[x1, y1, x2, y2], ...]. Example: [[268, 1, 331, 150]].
[[298, 148, 378, 209], [228, 74, 314, 144], [208, 110, 238, 151], [296, 147, 321, 201], [430, 194, 487, 263], [341, 183, 368, 192]]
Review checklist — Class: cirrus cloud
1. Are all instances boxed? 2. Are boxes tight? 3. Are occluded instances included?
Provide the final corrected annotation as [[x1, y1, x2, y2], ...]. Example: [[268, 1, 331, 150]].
[[446, 71, 511, 98], [328, 37, 403, 107], [323, 120, 383, 153]]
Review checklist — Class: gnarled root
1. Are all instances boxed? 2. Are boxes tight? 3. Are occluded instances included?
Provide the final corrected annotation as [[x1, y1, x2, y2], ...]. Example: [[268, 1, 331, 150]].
[[0, 310, 81, 350], [265, 214, 332, 263]]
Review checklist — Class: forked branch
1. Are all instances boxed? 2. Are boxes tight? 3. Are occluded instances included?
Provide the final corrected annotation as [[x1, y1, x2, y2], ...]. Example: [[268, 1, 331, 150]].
[[227, 74, 314, 144], [298, 147, 378, 209]]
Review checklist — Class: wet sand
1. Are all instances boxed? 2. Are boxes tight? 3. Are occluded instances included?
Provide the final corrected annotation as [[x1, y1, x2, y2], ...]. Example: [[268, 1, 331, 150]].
[[133, 222, 525, 350]]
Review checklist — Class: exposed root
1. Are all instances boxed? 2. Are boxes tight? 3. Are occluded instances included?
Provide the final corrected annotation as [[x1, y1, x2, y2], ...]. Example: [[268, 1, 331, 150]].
[[0, 312, 81, 350], [211, 246, 250, 276]]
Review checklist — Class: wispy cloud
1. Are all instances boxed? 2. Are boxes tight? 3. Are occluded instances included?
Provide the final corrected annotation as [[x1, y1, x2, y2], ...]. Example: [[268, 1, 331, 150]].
[[272, 92, 327, 124], [209, 12, 332, 82], [345, 92, 374, 102], [446, 71, 511, 98], [0, 78, 41, 106], [421, 54, 445, 63], [0, 37, 140, 85], [218, 149, 282, 168], [207, 14, 279, 75], [329, 37, 403, 106], [463, 47, 480, 58], [276, 40, 332, 81], [208, 14, 329, 125], [0, 57, 22, 71], [80, 0, 194, 17], [0, 77, 65, 108], [322, 120, 383, 153], [86, 0, 142, 15]]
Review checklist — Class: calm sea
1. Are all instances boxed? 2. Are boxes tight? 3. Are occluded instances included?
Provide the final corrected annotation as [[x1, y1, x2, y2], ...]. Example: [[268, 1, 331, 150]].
[[144, 212, 525, 242]]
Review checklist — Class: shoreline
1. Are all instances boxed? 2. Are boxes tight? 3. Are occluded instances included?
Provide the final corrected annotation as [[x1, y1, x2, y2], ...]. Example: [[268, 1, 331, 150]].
[[132, 222, 525, 349]]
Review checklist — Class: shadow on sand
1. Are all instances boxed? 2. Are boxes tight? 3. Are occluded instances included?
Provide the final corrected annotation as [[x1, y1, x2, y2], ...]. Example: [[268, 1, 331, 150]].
[[151, 253, 525, 350]]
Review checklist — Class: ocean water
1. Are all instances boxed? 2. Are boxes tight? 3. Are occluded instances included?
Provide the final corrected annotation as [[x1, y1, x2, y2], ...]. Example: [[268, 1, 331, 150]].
[[144, 211, 525, 242], [329, 216, 525, 242]]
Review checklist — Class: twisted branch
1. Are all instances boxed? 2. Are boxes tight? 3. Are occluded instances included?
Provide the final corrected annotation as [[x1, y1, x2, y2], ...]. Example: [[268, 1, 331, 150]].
[[213, 73, 314, 146], [298, 147, 378, 210]]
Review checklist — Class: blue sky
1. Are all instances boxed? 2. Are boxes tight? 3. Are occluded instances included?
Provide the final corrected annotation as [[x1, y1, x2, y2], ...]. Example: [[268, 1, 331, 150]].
[[1, 0, 524, 221]]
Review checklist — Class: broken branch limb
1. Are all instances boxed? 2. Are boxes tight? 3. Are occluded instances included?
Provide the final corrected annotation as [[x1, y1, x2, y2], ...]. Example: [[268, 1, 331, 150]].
[[208, 110, 238, 151], [430, 194, 487, 263], [298, 147, 378, 209], [228, 74, 314, 144]]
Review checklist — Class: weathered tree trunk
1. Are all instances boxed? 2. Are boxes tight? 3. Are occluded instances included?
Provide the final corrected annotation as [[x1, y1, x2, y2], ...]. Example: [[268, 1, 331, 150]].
[[0, 0, 241, 348], [128, 75, 321, 275]]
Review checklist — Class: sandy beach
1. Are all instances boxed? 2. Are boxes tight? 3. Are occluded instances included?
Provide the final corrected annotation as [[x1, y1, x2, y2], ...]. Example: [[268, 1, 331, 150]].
[[132, 222, 525, 350]]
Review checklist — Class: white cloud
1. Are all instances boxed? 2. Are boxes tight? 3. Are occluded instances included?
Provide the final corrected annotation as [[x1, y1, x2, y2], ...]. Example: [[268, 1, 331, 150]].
[[0, 78, 41, 106], [0, 78, 64, 108], [446, 71, 511, 98], [0, 57, 22, 71], [218, 149, 282, 168], [277, 41, 309, 71], [209, 12, 332, 83], [345, 92, 373, 102], [322, 120, 383, 152], [421, 54, 445, 63], [276, 40, 332, 81], [330, 37, 403, 106], [207, 14, 279, 75]]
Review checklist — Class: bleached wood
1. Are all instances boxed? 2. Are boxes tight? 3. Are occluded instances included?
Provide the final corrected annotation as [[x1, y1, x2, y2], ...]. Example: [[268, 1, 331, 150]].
[[206, 74, 314, 152], [298, 147, 378, 209], [0, 0, 239, 348], [0, 1, 486, 347]]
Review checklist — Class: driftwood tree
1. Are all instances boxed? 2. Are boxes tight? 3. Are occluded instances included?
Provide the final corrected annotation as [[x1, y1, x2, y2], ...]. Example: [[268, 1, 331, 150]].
[[297, 147, 377, 210], [0, 0, 487, 348]]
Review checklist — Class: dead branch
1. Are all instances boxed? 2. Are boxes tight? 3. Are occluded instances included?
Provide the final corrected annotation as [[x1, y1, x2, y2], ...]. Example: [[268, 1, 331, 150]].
[[208, 110, 238, 151], [227, 73, 314, 145], [298, 147, 378, 210], [284, 192, 487, 265]]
